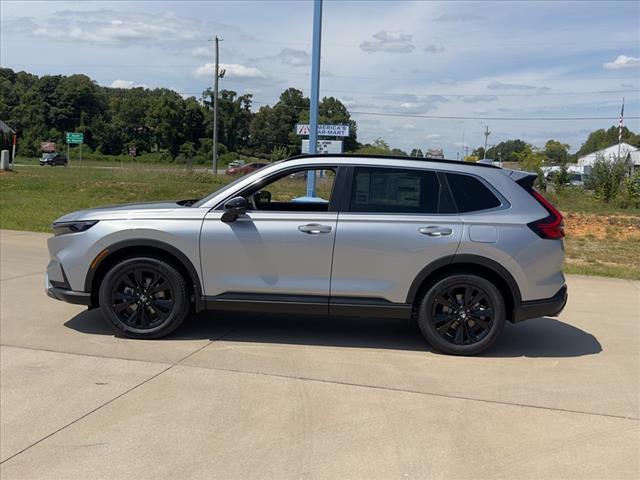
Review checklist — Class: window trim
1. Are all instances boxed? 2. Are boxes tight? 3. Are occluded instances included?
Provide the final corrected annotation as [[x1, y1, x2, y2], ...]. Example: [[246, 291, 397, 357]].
[[342, 165, 456, 216], [213, 164, 344, 213]]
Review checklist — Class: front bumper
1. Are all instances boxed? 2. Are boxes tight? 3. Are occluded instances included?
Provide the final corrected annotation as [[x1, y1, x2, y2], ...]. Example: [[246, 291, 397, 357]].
[[45, 273, 91, 306], [513, 285, 568, 322]]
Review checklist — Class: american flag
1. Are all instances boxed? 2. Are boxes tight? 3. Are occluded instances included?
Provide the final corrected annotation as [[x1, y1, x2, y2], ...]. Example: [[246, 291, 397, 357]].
[[619, 98, 625, 142]]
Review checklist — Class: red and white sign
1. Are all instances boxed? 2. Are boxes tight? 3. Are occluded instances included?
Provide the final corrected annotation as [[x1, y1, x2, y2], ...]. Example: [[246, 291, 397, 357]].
[[40, 142, 56, 152]]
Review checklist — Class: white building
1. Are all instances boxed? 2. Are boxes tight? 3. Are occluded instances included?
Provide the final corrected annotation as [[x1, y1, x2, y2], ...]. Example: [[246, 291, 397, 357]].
[[577, 142, 638, 167]]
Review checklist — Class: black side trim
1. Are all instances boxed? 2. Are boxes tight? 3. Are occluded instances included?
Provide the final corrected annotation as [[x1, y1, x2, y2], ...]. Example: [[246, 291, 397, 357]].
[[514, 285, 567, 322], [205, 293, 412, 319], [330, 297, 412, 319], [84, 239, 204, 311], [405, 254, 522, 308], [47, 287, 92, 306], [206, 293, 328, 315]]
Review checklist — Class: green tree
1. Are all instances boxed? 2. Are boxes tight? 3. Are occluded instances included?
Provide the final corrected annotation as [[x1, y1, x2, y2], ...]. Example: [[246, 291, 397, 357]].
[[576, 126, 640, 157], [544, 139, 570, 164], [487, 139, 530, 162], [356, 138, 391, 155], [516, 145, 546, 190]]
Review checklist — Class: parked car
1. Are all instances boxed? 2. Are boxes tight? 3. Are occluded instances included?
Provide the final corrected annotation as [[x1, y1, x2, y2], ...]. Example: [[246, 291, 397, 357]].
[[227, 159, 245, 169], [40, 153, 68, 167], [226, 162, 267, 176], [46, 154, 567, 355]]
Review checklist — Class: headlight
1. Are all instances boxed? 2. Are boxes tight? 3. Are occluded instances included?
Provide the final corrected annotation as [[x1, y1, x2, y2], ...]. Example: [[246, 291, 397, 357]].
[[53, 220, 99, 236]]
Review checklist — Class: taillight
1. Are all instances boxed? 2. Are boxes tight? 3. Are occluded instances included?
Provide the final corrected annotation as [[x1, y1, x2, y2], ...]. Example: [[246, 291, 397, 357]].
[[527, 190, 564, 239]]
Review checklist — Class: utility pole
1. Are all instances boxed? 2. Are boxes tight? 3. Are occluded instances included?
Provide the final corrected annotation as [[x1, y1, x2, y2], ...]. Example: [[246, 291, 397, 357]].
[[483, 125, 491, 160]]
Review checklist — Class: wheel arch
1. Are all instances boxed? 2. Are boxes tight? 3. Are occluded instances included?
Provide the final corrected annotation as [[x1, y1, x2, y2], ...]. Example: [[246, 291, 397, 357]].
[[406, 255, 522, 322], [85, 239, 204, 311]]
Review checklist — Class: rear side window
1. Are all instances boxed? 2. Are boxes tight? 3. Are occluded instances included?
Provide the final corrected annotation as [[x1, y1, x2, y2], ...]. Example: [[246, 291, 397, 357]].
[[350, 167, 445, 214], [446, 173, 501, 212]]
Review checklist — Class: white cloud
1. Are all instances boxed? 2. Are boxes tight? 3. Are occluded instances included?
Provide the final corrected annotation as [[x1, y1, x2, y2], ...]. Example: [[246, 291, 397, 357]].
[[194, 63, 265, 78], [603, 55, 640, 70], [426, 133, 442, 139], [272, 48, 310, 67], [191, 47, 211, 58], [487, 80, 548, 90], [462, 95, 499, 103], [360, 31, 415, 54], [109, 79, 147, 89], [435, 14, 486, 22], [29, 9, 205, 46], [423, 45, 445, 54]]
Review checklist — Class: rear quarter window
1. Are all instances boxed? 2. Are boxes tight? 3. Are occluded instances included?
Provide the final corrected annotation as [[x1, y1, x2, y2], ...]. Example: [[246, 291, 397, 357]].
[[446, 173, 501, 213]]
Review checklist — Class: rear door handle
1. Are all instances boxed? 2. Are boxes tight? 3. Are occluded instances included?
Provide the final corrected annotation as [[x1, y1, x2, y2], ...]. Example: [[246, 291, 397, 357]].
[[298, 223, 332, 234], [419, 226, 453, 237]]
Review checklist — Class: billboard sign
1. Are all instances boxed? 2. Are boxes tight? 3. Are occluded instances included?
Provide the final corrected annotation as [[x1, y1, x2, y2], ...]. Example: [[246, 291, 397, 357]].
[[301, 139, 343, 154], [40, 142, 57, 152], [296, 124, 350, 137]]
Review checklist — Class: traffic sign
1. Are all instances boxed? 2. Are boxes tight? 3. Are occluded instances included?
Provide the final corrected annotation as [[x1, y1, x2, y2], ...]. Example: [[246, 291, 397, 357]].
[[296, 124, 350, 137], [301, 139, 343, 154], [66, 132, 84, 144], [129, 146, 137, 157]]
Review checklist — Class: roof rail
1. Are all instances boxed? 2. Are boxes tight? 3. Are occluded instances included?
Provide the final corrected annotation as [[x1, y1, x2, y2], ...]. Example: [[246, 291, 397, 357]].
[[283, 153, 501, 169]]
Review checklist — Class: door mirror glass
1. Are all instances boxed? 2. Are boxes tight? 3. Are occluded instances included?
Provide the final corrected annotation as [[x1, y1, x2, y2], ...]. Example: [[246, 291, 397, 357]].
[[221, 196, 247, 223]]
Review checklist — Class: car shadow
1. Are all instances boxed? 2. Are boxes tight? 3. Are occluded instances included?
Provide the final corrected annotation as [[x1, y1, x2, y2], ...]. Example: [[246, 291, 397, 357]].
[[64, 309, 602, 358]]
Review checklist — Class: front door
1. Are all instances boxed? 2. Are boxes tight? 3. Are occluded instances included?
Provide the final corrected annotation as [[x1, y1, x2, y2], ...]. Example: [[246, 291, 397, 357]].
[[200, 167, 338, 313]]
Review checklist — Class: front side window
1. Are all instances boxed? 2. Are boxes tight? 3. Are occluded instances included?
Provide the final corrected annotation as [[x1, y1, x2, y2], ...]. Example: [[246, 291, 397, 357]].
[[349, 167, 442, 214], [244, 168, 336, 212]]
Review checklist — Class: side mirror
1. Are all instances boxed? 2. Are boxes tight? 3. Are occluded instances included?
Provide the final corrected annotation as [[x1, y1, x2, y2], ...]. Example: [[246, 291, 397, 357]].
[[221, 196, 247, 223]]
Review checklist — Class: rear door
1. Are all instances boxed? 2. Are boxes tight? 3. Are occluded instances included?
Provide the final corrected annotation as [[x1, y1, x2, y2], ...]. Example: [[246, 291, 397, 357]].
[[330, 166, 463, 306]]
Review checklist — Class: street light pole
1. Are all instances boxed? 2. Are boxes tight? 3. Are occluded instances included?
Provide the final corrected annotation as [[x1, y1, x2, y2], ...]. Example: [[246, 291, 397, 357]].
[[306, 0, 323, 198]]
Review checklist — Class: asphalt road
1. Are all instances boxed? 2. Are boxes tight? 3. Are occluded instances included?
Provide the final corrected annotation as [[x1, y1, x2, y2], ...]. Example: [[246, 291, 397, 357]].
[[1, 229, 638, 479]]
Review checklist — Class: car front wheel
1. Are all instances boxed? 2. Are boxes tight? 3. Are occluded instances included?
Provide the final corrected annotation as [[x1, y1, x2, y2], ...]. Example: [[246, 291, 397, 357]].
[[417, 274, 505, 355], [98, 257, 190, 338]]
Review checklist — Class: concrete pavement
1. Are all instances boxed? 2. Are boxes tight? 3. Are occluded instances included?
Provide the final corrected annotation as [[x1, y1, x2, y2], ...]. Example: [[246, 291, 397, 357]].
[[1, 229, 639, 479]]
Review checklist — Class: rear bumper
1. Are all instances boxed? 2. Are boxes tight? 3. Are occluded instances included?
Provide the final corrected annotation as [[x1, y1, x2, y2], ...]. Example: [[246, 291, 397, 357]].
[[513, 285, 567, 322]]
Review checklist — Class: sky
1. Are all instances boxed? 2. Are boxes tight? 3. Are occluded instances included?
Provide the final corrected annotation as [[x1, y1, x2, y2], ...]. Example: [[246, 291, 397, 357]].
[[1, 0, 639, 157]]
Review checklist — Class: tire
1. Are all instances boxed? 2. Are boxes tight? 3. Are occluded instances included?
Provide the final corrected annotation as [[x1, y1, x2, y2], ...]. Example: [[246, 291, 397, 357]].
[[417, 274, 505, 355], [98, 257, 190, 339]]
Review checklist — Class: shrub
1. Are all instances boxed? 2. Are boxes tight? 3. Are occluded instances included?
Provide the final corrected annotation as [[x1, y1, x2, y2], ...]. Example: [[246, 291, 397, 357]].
[[585, 154, 629, 203], [617, 171, 640, 209]]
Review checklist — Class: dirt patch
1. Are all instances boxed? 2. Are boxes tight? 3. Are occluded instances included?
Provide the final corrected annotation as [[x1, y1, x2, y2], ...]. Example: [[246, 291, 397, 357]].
[[563, 213, 640, 240]]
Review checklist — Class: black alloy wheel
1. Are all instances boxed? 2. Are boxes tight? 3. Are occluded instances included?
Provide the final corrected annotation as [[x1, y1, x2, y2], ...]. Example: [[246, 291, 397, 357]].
[[418, 274, 505, 355], [431, 283, 494, 345], [99, 257, 190, 338], [111, 266, 175, 330]]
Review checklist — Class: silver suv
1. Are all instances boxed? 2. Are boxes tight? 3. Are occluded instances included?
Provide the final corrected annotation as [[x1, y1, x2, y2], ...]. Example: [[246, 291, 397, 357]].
[[46, 154, 567, 355]]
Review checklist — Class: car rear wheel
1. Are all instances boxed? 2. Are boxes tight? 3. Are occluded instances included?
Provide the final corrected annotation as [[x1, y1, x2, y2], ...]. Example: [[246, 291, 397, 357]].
[[98, 257, 190, 339], [417, 274, 505, 355]]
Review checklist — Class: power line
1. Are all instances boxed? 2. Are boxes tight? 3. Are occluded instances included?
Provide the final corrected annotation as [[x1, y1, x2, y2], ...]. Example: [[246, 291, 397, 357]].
[[347, 111, 640, 121]]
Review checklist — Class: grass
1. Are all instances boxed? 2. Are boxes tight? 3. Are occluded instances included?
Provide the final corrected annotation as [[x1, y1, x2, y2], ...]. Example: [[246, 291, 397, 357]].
[[564, 236, 640, 280], [1, 163, 639, 280], [0, 165, 230, 232]]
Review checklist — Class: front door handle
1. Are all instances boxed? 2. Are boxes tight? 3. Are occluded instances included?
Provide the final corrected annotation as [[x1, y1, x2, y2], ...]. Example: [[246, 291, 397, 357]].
[[419, 226, 453, 237], [298, 223, 332, 234]]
